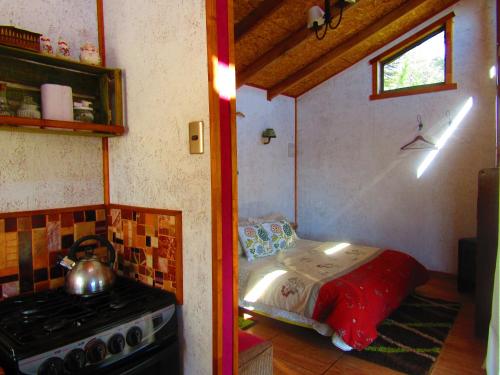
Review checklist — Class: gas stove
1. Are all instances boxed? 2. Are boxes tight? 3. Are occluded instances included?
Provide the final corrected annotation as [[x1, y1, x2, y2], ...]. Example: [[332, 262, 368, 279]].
[[0, 277, 178, 375]]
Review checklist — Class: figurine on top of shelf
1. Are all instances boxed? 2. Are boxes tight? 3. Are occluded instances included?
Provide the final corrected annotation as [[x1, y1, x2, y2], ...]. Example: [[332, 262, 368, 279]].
[[56, 38, 71, 59], [79, 42, 101, 66], [40, 35, 53, 55]]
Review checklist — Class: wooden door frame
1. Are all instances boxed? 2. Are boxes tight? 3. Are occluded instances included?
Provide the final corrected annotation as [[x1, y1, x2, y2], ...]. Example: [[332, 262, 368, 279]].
[[206, 0, 238, 374], [96, 0, 111, 206]]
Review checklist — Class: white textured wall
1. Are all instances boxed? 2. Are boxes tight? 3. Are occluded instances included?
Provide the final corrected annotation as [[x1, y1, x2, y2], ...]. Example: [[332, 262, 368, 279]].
[[0, 0, 103, 211], [297, 0, 496, 273], [237, 86, 295, 221], [103, 1, 212, 374]]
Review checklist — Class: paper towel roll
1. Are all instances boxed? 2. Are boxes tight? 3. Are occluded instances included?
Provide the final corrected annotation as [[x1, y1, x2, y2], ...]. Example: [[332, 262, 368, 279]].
[[41, 84, 74, 121]]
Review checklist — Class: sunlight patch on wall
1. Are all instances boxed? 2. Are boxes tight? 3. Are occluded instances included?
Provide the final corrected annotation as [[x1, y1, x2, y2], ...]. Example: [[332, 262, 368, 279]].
[[324, 242, 351, 255], [244, 270, 287, 303], [417, 97, 474, 179], [213, 56, 236, 100]]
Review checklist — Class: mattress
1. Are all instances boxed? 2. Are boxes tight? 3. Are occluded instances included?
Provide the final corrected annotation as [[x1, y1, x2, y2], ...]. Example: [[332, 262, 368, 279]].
[[238, 238, 379, 336]]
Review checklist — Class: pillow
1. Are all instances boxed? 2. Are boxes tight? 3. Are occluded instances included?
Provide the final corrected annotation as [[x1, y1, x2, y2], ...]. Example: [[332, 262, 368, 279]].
[[238, 224, 275, 261], [239, 213, 287, 226], [261, 220, 296, 251]]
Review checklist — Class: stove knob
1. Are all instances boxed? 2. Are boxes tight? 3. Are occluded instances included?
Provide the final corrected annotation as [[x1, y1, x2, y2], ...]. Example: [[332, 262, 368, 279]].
[[37, 357, 64, 375], [108, 333, 126, 354], [64, 348, 86, 372], [126, 326, 143, 347], [85, 339, 107, 364]]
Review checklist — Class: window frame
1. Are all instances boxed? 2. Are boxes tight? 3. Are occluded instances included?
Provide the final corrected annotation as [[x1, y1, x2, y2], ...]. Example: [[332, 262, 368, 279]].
[[369, 12, 457, 100]]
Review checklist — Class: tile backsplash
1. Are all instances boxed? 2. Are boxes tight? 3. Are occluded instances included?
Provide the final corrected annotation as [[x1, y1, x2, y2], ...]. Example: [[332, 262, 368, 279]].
[[0, 206, 107, 297], [107, 204, 182, 303], [0, 204, 182, 303]]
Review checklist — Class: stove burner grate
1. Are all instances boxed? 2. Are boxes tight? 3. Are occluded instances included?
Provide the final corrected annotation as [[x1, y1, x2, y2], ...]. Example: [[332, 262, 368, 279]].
[[0, 277, 172, 348]]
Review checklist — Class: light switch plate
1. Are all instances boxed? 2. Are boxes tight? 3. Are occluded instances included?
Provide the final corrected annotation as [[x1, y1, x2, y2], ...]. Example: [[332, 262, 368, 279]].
[[189, 121, 204, 154]]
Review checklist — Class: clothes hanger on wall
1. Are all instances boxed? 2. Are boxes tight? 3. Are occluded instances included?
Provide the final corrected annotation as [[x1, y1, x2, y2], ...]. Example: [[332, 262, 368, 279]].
[[400, 115, 437, 150]]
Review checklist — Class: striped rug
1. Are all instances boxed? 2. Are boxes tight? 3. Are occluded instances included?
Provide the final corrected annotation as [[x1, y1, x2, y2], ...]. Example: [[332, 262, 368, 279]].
[[349, 294, 461, 375], [238, 316, 256, 330]]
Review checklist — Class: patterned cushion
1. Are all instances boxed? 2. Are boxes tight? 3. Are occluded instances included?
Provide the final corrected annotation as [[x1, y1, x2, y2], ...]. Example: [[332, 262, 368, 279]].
[[238, 224, 275, 261], [261, 220, 296, 251]]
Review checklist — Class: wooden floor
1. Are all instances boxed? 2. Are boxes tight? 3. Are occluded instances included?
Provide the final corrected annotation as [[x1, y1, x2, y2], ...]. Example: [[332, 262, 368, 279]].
[[244, 273, 487, 375]]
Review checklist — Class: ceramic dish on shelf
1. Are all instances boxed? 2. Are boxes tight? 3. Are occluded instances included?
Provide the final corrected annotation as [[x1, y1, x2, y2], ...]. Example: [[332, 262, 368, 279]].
[[74, 100, 94, 123], [17, 96, 41, 119]]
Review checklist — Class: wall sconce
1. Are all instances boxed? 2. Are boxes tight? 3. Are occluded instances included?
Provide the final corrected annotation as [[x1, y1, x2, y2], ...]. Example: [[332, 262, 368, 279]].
[[262, 128, 276, 145], [262, 128, 276, 144]]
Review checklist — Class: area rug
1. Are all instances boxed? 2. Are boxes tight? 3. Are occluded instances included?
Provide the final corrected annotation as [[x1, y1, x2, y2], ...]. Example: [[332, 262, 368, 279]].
[[349, 294, 461, 375], [238, 316, 256, 330]]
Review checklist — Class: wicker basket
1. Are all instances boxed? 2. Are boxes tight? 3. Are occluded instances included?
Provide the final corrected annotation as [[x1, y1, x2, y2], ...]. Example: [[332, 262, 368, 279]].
[[0, 26, 41, 52]]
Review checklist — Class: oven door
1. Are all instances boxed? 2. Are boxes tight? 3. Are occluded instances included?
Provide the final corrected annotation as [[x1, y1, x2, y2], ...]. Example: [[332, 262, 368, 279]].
[[104, 340, 179, 375]]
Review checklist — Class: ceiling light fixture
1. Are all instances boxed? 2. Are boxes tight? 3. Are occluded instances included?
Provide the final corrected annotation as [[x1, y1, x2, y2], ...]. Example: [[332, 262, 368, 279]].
[[307, 0, 356, 40]]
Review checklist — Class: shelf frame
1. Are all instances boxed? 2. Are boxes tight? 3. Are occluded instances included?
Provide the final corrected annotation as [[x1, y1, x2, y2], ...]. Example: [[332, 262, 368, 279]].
[[0, 116, 125, 137], [0, 43, 124, 137]]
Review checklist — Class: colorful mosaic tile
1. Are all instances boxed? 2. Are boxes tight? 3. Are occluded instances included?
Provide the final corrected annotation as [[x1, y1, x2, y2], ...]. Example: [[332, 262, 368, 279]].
[[18, 231, 33, 293], [96, 209, 106, 222], [17, 217, 31, 232], [0, 206, 106, 298], [0, 205, 182, 304], [108, 206, 181, 300], [32, 215, 46, 229], [74, 222, 95, 240], [32, 228, 48, 269], [0, 230, 18, 274], [73, 211, 85, 223], [47, 221, 61, 252], [61, 212, 73, 228], [5, 218, 16, 232]]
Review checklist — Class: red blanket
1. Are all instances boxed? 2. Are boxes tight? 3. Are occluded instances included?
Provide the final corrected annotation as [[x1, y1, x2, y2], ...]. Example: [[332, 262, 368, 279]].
[[311, 250, 428, 350]]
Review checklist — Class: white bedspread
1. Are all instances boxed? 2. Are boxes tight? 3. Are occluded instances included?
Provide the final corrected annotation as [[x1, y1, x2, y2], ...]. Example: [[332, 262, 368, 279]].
[[238, 239, 381, 320]]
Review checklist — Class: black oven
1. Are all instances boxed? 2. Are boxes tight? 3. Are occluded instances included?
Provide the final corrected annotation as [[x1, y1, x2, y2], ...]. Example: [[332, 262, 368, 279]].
[[0, 277, 180, 375], [105, 336, 179, 375]]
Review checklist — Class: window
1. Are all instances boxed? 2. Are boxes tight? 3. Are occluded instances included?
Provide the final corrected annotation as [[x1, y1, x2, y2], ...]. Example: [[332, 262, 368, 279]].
[[370, 13, 457, 100]]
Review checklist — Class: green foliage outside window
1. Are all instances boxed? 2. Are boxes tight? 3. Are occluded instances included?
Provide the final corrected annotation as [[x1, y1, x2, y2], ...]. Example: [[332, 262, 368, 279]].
[[382, 30, 445, 92]]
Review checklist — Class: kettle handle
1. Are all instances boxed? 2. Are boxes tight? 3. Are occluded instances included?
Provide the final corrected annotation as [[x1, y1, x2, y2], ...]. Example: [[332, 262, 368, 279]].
[[68, 235, 116, 267]]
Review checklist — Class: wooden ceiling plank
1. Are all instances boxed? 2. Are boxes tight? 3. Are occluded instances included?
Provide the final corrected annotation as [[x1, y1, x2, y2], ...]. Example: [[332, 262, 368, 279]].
[[237, 27, 310, 87], [288, 0, 459, 97], [267, 0, 451, 100], [235, 0, 287, 42], [237, 1, 359, 88]]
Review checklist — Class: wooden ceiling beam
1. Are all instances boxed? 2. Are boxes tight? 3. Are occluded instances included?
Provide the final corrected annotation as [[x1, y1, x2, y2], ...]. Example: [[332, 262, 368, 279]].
[[234, 0, 286, 42], [237, 2, 359, 88], [266, 0, 450, 100]]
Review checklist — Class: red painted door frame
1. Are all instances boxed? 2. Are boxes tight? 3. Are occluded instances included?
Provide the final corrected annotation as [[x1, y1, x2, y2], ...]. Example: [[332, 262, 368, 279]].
[[207, 0, 238, 374]]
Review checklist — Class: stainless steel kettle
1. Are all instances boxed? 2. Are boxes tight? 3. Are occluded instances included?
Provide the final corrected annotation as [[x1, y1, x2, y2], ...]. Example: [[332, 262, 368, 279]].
[[59, 235, 116, 296]]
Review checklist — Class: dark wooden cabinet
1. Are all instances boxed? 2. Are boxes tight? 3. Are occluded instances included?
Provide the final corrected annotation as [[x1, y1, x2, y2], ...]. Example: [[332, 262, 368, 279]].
[[458, 237, 477, 293], [475, 168, 498, 339]]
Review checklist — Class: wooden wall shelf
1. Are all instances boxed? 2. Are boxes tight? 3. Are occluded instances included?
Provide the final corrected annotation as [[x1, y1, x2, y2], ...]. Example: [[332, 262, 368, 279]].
[[0, 116, 125, 137], [0, 44, 124, 138]]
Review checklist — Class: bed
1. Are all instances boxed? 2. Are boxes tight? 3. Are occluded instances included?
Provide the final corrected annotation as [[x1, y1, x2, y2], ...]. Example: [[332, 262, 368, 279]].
[[238, 236, 429, 351]]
